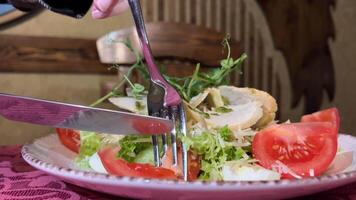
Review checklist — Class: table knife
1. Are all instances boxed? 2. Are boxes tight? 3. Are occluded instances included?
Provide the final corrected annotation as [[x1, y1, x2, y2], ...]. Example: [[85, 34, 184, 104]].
[[0, 93, 173, 135]]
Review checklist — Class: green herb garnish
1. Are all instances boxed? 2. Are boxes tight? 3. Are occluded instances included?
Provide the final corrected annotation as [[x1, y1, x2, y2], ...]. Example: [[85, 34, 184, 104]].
[[135, 101, 146, 111], [89, 38, 149, 107], [90, 36, 246, 109], [215, 106, 233, 114], [165, 36, 247, 101], [123, 75, 145, 99]]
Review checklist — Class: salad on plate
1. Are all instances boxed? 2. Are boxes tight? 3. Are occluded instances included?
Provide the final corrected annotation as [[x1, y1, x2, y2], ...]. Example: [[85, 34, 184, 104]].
[[55, 37, 350, 182]]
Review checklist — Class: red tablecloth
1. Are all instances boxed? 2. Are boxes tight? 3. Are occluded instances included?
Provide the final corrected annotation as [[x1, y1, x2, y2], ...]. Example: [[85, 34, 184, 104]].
[[1, 145, 356, 200]]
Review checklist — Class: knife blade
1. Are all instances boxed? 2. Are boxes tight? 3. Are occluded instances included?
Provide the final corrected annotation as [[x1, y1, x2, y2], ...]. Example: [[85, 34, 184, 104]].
[[0, 93, 173, 135]]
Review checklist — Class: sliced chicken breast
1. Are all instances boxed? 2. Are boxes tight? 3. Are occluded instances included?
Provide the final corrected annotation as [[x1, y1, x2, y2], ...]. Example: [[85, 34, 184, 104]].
[[205, 101, 263, 130], [218, 86, 278, 128], [109, 96, 147, 115]]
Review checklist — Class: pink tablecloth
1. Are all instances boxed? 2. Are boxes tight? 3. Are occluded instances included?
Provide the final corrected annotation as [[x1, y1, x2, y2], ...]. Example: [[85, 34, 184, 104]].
[[0, 145, 356, 200]]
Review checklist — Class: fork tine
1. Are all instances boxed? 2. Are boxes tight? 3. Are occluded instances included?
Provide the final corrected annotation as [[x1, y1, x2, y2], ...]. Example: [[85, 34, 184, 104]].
[[178, 105, 188, 181], [161, 134, 168, 155], [161, 109, 169, 155], [150, 111, 161, 167], [151, 135, 160, 167], [170, 106, 179, 166]]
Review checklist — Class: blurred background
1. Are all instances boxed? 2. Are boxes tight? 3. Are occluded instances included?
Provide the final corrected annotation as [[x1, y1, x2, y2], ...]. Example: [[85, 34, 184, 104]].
[[0, 0, 355, 145]]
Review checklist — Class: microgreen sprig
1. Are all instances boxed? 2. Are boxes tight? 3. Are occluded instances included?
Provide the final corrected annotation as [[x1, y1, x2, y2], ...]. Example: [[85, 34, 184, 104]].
[[165, 35, 247, 101], [123, 75, 145, 98], [91, 35, 246, 107], [90, 39, 148, 107]]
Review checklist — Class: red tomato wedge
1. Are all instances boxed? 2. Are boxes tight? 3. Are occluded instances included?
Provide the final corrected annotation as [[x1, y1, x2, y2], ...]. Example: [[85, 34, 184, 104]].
[[301, 107, 340, 135], [98, 147, 177, 180], [56, 128, 80, 153], [162, 146, 201, 181], [252, 122, 337, 179]]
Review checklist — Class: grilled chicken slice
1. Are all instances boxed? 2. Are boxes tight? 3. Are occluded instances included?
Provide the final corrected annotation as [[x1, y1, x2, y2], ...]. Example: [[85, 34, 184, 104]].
[[205, 101, 263, 130], [110, 85, 277, 131], [218, 86, 278, 128], [109, 96, 147, 115]]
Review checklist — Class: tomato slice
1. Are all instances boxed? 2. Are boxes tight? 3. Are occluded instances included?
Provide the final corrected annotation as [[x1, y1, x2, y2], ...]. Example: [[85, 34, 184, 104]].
[[252, 122, 337, 179], [98, 147, 177, 180], [301, 107, 340, 135], [56, 128, 80, 153], [161, 146, 201, 181]]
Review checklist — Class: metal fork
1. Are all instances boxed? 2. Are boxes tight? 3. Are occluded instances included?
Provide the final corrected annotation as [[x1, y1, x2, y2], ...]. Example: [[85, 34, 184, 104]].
[[128, 0, 188, 181]]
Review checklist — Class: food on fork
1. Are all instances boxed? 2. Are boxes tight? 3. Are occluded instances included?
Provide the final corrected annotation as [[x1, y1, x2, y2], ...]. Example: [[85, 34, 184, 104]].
[[55, 37, 347, 181]]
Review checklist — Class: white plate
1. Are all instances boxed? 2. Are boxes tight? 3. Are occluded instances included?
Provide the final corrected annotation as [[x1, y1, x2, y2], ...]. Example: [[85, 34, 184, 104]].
[[21, 134, 356, 200]]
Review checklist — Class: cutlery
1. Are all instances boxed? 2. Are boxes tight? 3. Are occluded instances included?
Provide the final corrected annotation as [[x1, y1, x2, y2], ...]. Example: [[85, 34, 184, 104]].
[[0, 93, 173, 135], [128, 0, 188, 181]]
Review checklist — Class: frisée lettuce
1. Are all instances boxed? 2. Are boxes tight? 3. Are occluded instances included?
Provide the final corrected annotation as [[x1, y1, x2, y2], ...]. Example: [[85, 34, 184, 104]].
[[181, 126, 251, 180]]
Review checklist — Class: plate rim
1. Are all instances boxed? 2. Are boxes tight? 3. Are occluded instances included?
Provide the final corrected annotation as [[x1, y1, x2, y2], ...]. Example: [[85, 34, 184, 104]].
[[21, 133, 356, 191]]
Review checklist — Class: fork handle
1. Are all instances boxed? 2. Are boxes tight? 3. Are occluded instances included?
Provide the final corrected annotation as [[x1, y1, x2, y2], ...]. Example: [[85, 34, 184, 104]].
[[128, 0, 181, 106]]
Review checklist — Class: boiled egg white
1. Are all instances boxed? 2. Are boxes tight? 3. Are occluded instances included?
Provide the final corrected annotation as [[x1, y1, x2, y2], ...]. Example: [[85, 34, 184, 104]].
[[222, 164, 281, 181], [89, 153, 108, 174]]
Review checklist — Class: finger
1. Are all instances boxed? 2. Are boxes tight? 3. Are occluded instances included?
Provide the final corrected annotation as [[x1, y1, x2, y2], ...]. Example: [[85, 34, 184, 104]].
[[92, 0, 129, 19]]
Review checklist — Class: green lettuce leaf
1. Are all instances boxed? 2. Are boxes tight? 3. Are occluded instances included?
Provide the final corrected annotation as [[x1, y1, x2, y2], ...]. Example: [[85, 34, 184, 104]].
[[181, 126, 249, 181], [134, 147, 154, 165], [74, 131, 101, 169], [117, 135, 152, 163]]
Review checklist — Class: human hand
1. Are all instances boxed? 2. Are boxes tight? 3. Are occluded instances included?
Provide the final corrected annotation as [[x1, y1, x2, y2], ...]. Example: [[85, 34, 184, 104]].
[[92, 0, 129, 19]]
